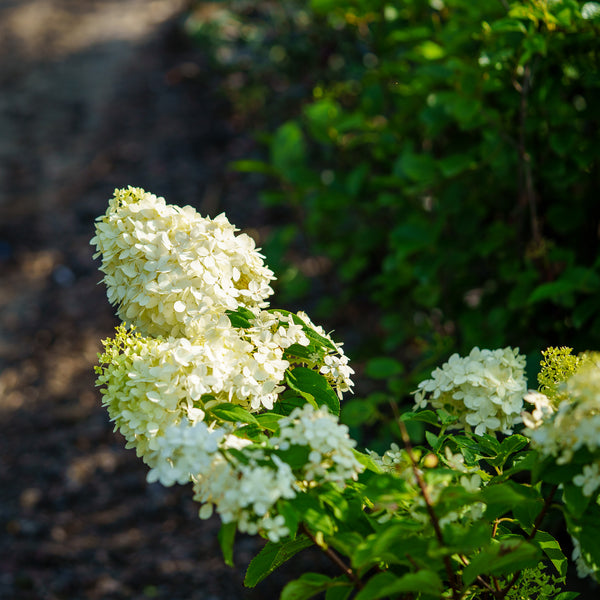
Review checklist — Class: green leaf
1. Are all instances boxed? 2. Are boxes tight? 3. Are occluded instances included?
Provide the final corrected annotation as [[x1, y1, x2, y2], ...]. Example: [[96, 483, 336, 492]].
[[292, 494, 336, 536], [425, 430, 441, 452], [494, 434, 530, 468], [281, 573, 333, 600], [285, 367, 340, 416], [352, 525, 435, 571], [395, 150, 437, 183], [528, 267, 600, 305], [275, 390, 312, 415], [479, 481, 541, 521], [439, 153, 474, 178], [462, 539, 541, 586], [255, 412, 282, 432], [245, 535, 314, 588], [209, 403, 259, 426], [218, 521, 236, 567], [226, 306, 255, 328], [325, 580, 353, 600], [441, 520, 491, 554], [352, 449, 384, 474], [534, 530, 568, 577], [354, 570, 443, 600], [365, 357, 404, 379], [554, 593, 580, 600], [400, 410, 440, 427]]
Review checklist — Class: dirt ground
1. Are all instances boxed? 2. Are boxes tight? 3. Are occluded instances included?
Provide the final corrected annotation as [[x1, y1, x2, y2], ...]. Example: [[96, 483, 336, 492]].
[[0, 1, 330, 598]]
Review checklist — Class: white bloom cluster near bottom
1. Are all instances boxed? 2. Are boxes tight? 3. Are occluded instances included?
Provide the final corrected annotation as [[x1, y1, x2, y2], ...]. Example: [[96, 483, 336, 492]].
[[194, 452, 297, 542], [143, 404, 363, 543]]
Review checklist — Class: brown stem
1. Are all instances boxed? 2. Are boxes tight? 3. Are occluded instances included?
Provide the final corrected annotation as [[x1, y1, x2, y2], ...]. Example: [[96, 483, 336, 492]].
[[300, 524, 363, 589], [391, 403, 461, 600]]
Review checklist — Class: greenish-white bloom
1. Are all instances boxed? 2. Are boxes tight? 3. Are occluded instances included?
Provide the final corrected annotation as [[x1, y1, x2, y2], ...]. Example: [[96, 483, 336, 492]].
[[414, 347, 527, 436], [90, 187, 275, 338]]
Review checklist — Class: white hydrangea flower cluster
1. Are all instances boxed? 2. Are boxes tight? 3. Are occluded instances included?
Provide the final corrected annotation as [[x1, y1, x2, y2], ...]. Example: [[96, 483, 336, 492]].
[[413, 347, 528, 436], [96, 320, 302, 458], [272, 404, 364, 486], [525, 358, 600, 496], [90, 187, 275, 338], [193, 451, 297, 542], [146, 420, 226, 486], [93, 188, 358, 541]]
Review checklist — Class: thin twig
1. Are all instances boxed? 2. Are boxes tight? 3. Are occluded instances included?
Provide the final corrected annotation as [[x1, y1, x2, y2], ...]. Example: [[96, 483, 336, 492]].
[[391, 402, 461, 600], [300, 524, 363, 589]]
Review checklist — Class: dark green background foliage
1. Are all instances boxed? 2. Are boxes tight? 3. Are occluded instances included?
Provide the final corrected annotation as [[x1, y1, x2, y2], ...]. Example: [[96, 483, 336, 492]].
[[215, 0, 600, 356]]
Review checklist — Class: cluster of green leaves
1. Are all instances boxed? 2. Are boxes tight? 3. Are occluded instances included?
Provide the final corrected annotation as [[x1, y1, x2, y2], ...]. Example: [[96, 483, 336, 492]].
[[231, 402, 587, 600], [217, 0, 600, 367]]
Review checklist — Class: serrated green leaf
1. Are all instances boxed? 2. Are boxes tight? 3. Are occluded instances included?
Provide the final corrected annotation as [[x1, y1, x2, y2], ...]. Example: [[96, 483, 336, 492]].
[[245, 535, 313, 588], [352, 449, 383, 474], [352, 525, 435, 571], [285, 367, 340, 415], [425, 430, 440, 451], [275, 390, 314, 415]]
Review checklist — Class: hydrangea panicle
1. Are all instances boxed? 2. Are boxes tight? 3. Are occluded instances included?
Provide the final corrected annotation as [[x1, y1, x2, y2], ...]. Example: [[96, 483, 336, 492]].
[[413, 347, 527, 436], [91, 187, 276, 338], [524, 353, 600, 474], [192, 449, 297, 542]]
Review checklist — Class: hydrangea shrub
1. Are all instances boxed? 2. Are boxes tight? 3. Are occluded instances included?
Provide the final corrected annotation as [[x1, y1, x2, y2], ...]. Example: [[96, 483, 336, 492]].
[[92, 188, 600, 599]]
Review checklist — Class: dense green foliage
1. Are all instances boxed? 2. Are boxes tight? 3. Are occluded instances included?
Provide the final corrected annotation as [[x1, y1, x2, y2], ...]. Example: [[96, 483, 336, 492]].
[[178, 6, 600, 594], [190, 0, 600, 372]]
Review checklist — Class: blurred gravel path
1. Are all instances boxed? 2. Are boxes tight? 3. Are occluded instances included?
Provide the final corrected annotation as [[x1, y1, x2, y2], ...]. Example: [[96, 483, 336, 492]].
[[0, 2, 314, 599]]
